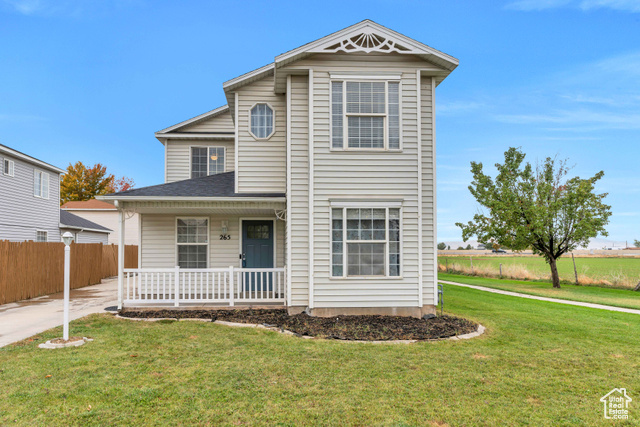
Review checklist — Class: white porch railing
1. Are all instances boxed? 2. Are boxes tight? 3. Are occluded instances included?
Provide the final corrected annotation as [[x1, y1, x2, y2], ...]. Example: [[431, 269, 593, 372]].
[[121, 266, 286, 307]]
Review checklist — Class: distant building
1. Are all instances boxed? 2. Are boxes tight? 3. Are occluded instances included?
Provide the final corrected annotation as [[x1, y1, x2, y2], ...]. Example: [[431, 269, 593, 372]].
[[61, 199, 138, 245]]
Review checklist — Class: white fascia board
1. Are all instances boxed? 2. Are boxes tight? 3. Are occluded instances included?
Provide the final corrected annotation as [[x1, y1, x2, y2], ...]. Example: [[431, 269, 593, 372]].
[[62, 208, 116, 212], [222, 63, 275, 92], [155, 133, 235, 139], [155, 105, 229, 134], [329, 72, 402, 80], [99, 196, 286, 203], [0, 145, 65, 174], [59, 224, 112, 233]]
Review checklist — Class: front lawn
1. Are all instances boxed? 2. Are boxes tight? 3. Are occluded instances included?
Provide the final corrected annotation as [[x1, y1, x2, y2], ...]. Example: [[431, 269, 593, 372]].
[[439, 272, 640, 311], [1, 285, 639, 425]]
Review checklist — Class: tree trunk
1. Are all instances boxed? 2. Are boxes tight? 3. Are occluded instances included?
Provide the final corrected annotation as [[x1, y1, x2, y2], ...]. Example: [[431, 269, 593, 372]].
[[549, 257, 561, 288]]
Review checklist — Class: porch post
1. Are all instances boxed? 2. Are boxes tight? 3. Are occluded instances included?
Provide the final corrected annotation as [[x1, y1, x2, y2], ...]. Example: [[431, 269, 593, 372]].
[[117, 208, 125, 310], [229, 266, 235, 306], [174, 266, 180, 307]]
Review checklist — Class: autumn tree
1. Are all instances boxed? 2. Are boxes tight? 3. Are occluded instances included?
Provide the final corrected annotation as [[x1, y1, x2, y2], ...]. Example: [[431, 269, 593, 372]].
[[456, 147, 611, 288], [106, 176, 135, 193]]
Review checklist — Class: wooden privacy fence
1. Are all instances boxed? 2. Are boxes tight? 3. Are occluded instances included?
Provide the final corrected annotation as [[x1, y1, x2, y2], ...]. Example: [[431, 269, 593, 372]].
[[0, 241, 138, 305]]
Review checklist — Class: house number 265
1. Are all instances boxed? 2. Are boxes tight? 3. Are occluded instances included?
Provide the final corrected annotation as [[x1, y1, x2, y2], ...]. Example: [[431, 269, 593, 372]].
[[219, 234, 231, 240]]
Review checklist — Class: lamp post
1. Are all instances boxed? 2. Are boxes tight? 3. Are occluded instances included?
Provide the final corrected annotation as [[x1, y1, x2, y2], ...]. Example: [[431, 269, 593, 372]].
[[61, 231, 74, 341]]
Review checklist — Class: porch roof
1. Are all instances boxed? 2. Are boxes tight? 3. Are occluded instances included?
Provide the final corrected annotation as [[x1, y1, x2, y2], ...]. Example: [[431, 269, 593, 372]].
[[99, 172, 285, 201]]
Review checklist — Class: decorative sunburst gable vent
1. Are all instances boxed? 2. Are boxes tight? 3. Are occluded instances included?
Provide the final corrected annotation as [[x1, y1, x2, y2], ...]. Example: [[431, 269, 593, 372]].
[[311, 30, 416, 55]]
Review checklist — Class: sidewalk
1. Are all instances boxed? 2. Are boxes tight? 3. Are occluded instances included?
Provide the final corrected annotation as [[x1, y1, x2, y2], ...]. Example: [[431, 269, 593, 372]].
[[439, 280, 640, 315], [0, 278, 118, 348]]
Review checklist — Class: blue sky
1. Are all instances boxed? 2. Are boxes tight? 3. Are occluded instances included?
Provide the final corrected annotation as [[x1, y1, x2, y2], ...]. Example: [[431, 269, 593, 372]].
[[1, 0, 639, 243]]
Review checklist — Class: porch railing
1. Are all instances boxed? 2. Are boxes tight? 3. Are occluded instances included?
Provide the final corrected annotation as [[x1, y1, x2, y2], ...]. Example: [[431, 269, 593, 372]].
[[122, 266, 286, 307]]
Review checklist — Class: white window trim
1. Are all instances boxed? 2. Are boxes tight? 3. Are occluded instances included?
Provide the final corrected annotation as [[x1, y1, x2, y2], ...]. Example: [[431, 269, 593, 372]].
[[189, 146, 227, 179], [175, 217, 210, 268], [33, 169, 49, 199], [330, 79, 402, 152], [248, 102, 276, 141], [3, 159, 14, 177], [330, 205, 403, 280], [36, 230, 48, 242]]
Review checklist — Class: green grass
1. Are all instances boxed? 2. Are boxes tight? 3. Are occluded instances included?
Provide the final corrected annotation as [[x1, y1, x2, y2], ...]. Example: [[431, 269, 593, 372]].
[[2, 289, 640, 425], [440, 255, 640, 287], [439, 272, 640, 311]]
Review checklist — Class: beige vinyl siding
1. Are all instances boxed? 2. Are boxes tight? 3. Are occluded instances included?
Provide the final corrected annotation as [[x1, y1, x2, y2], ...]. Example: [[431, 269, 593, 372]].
[[236, 75, 286, 193], [179, 110, 235, 133], [165, 139, 235, 183], [140, 214, 284, 269], [421, 77, 436, 305], [283, 53, 441, 308], [289, 75, 310, 306]]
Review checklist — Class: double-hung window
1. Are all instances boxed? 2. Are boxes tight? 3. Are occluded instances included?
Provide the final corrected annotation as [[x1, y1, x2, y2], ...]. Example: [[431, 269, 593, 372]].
[[3, 159, 14, 176], [33, 170, 49, 199], [191, 147, 226, 179], [331, 80, 400, 150], [331, 207, 401, 277], [36, 230, 48, 242], [176, 218, 208, 268]]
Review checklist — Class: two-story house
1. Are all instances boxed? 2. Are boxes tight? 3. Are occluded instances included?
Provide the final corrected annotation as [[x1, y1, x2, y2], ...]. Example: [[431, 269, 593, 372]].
[[0, 143, 111, 244], [101, 20, 458, 317]]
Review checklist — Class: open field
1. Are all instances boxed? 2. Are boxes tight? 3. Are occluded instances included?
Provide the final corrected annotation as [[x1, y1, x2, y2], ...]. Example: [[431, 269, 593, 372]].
[[2, 286, 640, 425], [440, 255, 640, 288], [439, 272, 640, 310]]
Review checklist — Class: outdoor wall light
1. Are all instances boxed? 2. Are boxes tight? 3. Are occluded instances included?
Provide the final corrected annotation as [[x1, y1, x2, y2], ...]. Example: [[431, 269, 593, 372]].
[[221, 221, 228, 234], [62, 231, 74, 247]]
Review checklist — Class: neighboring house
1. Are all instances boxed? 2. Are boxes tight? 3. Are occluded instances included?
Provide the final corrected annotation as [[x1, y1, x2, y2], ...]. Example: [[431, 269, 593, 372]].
[[61, 199, 138, 245], [0, 143, 64, 242], [59, 210, 111, 244], [101, 20, 458, 317]]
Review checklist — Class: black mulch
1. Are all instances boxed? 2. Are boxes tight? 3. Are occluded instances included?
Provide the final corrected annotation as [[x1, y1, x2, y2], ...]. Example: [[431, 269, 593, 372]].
[[118, 309, 478, 341]]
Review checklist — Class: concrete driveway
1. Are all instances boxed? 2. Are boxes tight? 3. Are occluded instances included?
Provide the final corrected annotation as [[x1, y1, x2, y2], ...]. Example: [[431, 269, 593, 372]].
[[0, 278, 117, 348]]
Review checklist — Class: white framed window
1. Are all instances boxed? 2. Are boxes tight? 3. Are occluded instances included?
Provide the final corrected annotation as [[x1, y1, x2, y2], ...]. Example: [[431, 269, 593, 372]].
[[33, 170, 49, 199], [3, 159, 14, 177], [176, 218, 209, 268], [191, 146, 226, 179], [331, 80, 401, 150], [331, 207, 401, 277], [249, 103, 275, 140], [36, 230, 48, 242]]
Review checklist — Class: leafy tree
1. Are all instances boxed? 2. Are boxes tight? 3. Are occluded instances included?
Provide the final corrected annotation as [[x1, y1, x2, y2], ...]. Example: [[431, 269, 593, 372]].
[[465, 244, 473, 250], [456, 147, 611, 288], [447, 245, 451, 250], [60, 161, 114, 204], [634, 239, 640, 248], [107, 176, 135, 193], [457, 246, 464, 250], [437, 242, 447, 250]]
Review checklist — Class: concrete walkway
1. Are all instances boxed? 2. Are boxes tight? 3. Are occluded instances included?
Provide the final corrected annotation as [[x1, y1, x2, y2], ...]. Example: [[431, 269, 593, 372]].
[[0, 278, 117, 348], [439, 280, 640, 315]]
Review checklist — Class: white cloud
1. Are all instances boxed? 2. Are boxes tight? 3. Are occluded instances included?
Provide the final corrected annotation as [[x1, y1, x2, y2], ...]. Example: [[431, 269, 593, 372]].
[[2, 0, 44, 14], [1, 0, 142, 16], [506, 0, 640, 12]]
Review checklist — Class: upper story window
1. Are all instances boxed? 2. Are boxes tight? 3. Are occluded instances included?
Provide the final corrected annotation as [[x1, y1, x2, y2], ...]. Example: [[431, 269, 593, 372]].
[[33, 170, 49, 199], [3, 159, 14, 177], [249, 103, 275, 140], [331, 80, 400, 150], [191, 146, 226, 179]]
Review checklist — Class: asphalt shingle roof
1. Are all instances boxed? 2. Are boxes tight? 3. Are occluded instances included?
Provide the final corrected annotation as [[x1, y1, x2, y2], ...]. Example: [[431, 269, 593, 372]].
[[108, 171, 285, 198], [59, 210, 112, 232]]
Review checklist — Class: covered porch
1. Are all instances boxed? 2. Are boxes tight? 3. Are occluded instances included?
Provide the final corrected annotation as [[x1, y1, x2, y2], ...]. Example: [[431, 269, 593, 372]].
[[100, 172, 287, 309]]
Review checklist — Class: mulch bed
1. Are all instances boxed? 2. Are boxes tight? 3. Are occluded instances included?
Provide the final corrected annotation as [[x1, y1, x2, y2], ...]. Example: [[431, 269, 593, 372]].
[[118, 309, 478, 341]]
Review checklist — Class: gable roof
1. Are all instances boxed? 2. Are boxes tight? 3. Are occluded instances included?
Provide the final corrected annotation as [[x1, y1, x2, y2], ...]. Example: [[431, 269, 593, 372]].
[[62, 199, 116, 210], [99, 171, 285, 200], [155, 105, 233, 143], [223, 19, 458, 95], [59, 210, 112, 233], [0, 143, 65, 174]]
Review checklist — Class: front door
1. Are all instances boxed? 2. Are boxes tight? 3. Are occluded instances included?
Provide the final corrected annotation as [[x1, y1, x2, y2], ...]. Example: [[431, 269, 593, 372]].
[[242, 220, 274, 291]]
